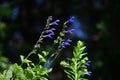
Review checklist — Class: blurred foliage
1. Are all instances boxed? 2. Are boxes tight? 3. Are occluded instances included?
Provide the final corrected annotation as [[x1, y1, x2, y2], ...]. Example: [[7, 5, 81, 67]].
[[0, 22, 8, 38], [96, 21, 107, 32], [0, 56, 9, 71], [0, 4, 12, 17]]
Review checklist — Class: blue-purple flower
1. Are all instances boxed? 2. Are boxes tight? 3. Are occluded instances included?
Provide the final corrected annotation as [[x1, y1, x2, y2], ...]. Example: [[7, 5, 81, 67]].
[[44, 28, 56, 38], [46, 28, 56, 33], [85, 61, 91, 67], [85, 71, 92, 76], [49, 19, 60, 25], [65, 29, 75, 34], [66, 16, 75, 23], [61, 39, 72, 48], [44, 32, 54, 38]]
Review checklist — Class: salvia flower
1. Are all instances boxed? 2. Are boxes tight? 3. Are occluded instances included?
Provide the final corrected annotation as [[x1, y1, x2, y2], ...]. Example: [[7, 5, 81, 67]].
[[85, 61, 91, 67], [44, 28, 56, 38], [49, 19, 60, 25], [65, 29, 75, 34], [66, 16, 75, 23], [46, 28, 56, 33], [85, 71, 92, 76], [44, 32, 54, 38], [61, 39, 72, 48]]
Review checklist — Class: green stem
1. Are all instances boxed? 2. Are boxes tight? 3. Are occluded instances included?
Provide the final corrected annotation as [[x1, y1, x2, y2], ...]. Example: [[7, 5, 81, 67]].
[[11, 16, 52, 80], [75, 58, 78, 80], [22, 16, 52, 63], [49, 48, 62, 65]]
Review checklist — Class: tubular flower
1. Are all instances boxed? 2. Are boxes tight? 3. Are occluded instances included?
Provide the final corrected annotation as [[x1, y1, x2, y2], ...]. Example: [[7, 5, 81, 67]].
[[49, 19, 60, 25], [85, 71, 92, 76], [61, 39, 72, 48], [65, 29, 75, 34], [44, 32, 54, 38], [85, 61, 91, 67], [66, 16, 75, 23], [46, 28, 56, 33], [44, 28, 56, 38]]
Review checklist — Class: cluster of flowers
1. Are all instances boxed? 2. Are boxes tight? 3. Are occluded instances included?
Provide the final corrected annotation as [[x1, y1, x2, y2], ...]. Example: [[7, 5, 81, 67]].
[[44, 16, 75, 49], [85, 61, 92, 76], [44, 16, 92, 77]]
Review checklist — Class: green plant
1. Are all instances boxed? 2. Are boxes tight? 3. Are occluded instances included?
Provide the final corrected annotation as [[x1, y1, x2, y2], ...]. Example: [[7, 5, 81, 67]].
[[0, 16, 91, 80], [60, 41, 91, 80]]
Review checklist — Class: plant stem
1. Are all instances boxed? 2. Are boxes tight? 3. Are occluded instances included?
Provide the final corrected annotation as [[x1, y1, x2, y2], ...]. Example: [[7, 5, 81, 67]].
[[75, 58, 78, 80], [20, 31, 45, 66]]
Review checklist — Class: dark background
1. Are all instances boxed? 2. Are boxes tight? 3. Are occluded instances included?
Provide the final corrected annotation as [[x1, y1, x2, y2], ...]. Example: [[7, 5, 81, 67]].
[[0, 0, 120, 80]]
